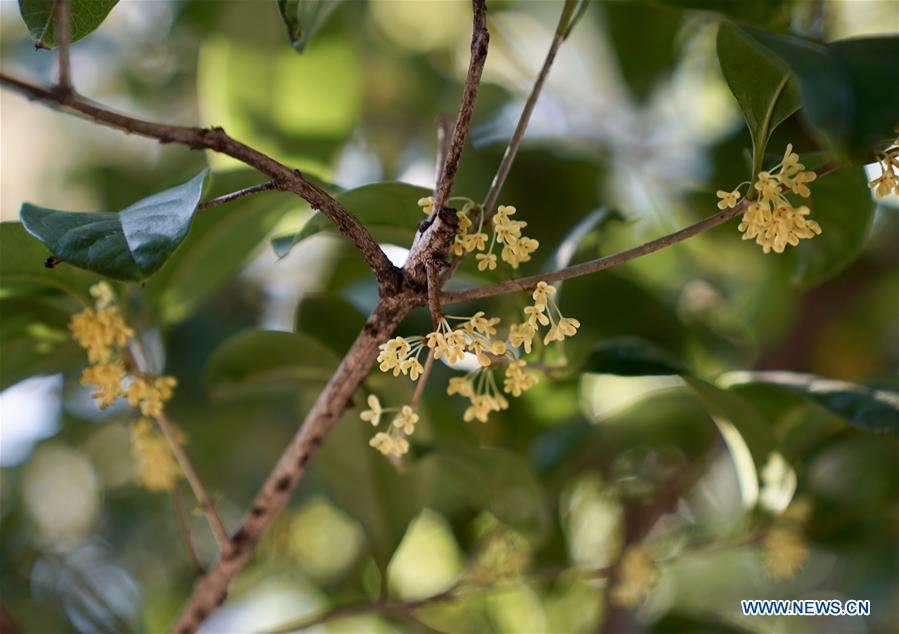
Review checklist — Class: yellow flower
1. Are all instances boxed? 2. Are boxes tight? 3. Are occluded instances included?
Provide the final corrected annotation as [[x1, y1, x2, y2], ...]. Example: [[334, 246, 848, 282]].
[[360, 394, 383, 426], [753, 171, 780, 200], [452, 238, 467, 257], [417, 196, 435, 215], [369, 431, 409, 457], [401, 357, 425, 381], [463, 232, 489, 252], [130, 418, 181, 492], [465, 311, 500, 337], [523, 304, 549, 327], [377, 337, 412, 375], [557, 316, 580, 337], [716, 189, 741, 209], [503, 360, 538, 397], [783, 169, 816, 197], [80, 362, 125, 408], [532, 282, 556, 307], [476, 253, 497, 271], [763, 527, 808, 580], [89, 281, 116, 310], [610, 546, 658, 608], [392, 405, 419, 434], [509, 322, 537, 354], [456, 210, 473, 234], [69, 306, 134, 363], [126, 375, 177, 417], [447, 376, 474, 397], [494, 205, 517, 222]]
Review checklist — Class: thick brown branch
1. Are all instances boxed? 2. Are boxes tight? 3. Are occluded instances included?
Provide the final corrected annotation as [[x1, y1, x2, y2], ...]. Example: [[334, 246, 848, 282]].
[[170, 294, 413, 634], [198, 180, 278, 210], [0, 73, 400, 293], [55, 0, 72, 91], [441, 163, 841, 305]]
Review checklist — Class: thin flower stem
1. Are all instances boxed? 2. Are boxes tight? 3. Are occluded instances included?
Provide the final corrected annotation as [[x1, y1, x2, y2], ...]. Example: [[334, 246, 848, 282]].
[[172, 486, 205, 576], [411, 350, 436, 410]]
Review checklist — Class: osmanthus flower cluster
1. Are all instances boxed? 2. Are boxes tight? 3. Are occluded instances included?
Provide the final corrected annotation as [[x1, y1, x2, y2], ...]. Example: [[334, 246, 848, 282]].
[[868, 137, 899, 197], [362, 204, 580, 458], [69, 282, 181, 490], [717, 144, 821, 254]]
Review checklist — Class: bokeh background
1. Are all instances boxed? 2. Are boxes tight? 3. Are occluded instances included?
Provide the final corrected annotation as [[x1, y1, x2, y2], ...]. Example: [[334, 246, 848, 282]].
[[1, 1, 897, 633]]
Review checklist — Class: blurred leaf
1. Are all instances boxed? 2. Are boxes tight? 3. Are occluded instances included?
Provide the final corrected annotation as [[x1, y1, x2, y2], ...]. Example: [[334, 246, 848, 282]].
[[276, 0, 342, 53], [0, 296, 81, 390], [295, 293, 365, 355], [0, 222, 100, 302], [791, 167, 873, 286], [584, 337, 685, 376], [203, 328, 338, 400], [717, 22, 800, 171], [558, 0, 592, 39], [656, 0, 788, 25], [421, 447, 550, 540], [544, 206, 625, 273], [19, 171, 207, 282], [145, 170, 293, 324], [18, 0, 117, 48], [603, 1, 682, 101], [315, 412, 422, 574], [737, 27, 899, 157], [272, 181, 429, 257], [724, 372, 899, 436]]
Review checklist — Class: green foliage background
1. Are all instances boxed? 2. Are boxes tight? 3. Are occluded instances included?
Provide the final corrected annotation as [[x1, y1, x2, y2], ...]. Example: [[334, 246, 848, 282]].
[[0, 1, 897, 633]]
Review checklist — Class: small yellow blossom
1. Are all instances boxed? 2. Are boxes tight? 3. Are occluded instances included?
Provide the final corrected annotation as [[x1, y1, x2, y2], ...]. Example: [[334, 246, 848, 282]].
[[89, 281, 116, 310], [456, 210, 473, 234], [763, 527, 808, 580], [476, 253, 497, 271], [524, 304, 550, 327], [532, 282, 556, 307], [610, 546, 658, 608], [127, 375, 177, 417], [417, 196, 435, 215], [716, 189, 741, 209], [369, 431, 409, 457], [392, 405, 419, 434], [503, 360, 538, 397], [69, 306, 134, 363], [465, 312, 500, 337], [360, 394, 383, 426], [130, 418, 181, 492], [80, 362, 125, 408], [509, 322, 537, 354], [868, 138, 899, 197], [447, 376, 474, 398]]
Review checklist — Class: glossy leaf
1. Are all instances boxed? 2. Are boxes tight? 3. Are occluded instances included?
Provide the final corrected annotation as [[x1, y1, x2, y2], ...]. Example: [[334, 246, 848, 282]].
[[20, 171, 207, 282], [717, 22, 799, 170], [0, 222, 100, 302], [295, 293, 366, 356], [145, 170, 293, 324], [584, 337, 685, 376], [203, 329, 338, 400], [18, 0, 117, 48], [738, 27, 899, 157], [272, 181, 430, 258], [276, 0, 342, 53]]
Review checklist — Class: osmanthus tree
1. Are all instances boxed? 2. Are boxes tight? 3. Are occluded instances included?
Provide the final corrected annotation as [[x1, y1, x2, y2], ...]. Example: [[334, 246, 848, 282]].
[[1, 0, 897, 632]]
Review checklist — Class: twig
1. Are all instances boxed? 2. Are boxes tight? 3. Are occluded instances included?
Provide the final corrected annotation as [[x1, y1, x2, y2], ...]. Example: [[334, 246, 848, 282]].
[[55, 0, 72, 92], [441, 162, 841, 306], [172, 486, 205, 576], [411, 350, 436, 411], [426, 260, 443, 326], [0, 73, 401, 293], [198, 180, 278, 210], [434, 113, 454, 195]]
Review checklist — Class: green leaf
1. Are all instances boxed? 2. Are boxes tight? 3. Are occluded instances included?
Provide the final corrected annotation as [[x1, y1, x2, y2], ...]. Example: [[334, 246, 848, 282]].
[[421, 447, 550, 540], [724, 372, 899, 436], [276, 0, 342, 53], [20, 170, 207, 282], [272, 181, 430, 258], [738, 27, 899, 157], [0, 296, 82, 390], [203, 328, 338, 400], [144, 170, 293, 324], [18, 0, 118, 47], [657, 0, 788, 25], [790, 167, 874, 286], [584, 337, 685, 376], [558, 0, 592, 39], [544, 206, 625, 274], [295, 293, 365, 356], [716, 22, 800, 170], [314, 411, 422, 574], [0, 222, 101, 302]]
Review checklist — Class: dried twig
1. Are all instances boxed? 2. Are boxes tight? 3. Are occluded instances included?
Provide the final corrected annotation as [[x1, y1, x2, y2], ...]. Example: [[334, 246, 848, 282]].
[[198, 180, 279, 210]]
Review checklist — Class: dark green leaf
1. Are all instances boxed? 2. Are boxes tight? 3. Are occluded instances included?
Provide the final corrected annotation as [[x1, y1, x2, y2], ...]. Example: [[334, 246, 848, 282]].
[[315, 411, 422, 573], [421, 447, 550, 540], [295, 293, 365, 356], [276, 0, 342, 53], [0, 222, 101, 302], [272, 181, 430, 257], [0, 296, 82, 390], [716, 22, 800, 170], [145, 170, 293, 324], [656, 0, 788, 25], [584, 337, 685, 376], [18, 0, 117, 47], [559, 0, 592, 39], [203, 328, 338, 400], [790, 167, 874, 286], [20, 170, 207, 282], [738, 27, 899, 157]]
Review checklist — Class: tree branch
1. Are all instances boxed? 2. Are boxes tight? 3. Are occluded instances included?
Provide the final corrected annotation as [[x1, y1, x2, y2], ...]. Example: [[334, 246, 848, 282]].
[[55, 0, 72, 92], [169, 294, 413, 634], [441, 162, 841, 306], [0, 73, 401, 293], [198, 180, 279, 210]]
